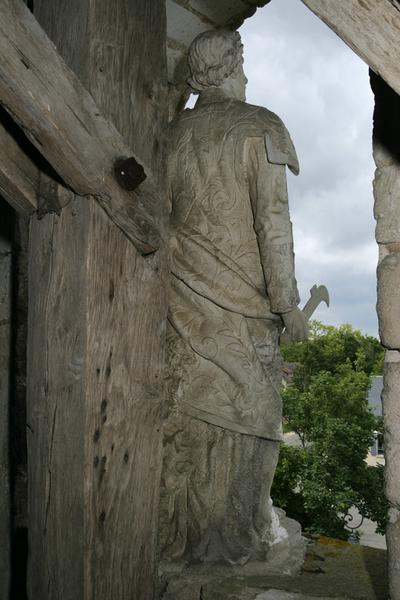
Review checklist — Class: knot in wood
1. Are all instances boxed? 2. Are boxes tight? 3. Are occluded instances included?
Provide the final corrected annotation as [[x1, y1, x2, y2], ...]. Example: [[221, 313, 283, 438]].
[[114, 156, 146, 191]]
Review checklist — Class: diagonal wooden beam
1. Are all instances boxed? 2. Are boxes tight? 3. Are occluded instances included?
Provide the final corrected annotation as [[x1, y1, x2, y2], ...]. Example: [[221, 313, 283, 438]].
[[0, 118, 38, 215], [300, 0, 400, 98], [0, 0, 162, 254]]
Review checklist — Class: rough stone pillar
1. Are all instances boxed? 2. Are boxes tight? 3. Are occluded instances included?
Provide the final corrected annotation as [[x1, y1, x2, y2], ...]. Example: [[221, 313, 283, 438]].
[[371, 70, 400, 600]]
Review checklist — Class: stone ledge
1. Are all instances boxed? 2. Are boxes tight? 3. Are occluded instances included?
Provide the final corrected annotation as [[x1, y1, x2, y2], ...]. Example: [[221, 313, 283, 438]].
[[161, 536, 388, 600]]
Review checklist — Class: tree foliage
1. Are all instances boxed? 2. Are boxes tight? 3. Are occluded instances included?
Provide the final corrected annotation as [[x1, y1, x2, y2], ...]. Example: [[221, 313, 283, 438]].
[[283, 321, 384, 388], [272, 321, 387, 539]]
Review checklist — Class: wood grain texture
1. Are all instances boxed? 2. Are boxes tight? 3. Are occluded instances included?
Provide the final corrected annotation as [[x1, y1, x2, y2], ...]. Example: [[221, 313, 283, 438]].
[[84, 202, 167, 599], [300, 0, 400, 97], [83, 3, 168, 596], [27, 0, 168, 598], [0, 121, 38, 216], [0, 204, 13, 600], [27, 201, 87, 600], [0, 0, 162, 254]]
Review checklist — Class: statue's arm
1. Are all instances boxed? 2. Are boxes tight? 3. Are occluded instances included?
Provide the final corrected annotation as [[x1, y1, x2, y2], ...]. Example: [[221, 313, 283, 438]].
[[247, 136, 308, 341], [247, 136, 300, 315]]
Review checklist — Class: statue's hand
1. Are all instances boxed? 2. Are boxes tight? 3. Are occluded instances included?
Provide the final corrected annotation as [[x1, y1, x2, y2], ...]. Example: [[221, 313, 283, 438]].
[[281, 307, 308, 342]]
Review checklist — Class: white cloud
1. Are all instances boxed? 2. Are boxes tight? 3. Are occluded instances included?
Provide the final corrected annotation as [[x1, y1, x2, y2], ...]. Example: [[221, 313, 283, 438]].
[[240, 0, 378, 336]]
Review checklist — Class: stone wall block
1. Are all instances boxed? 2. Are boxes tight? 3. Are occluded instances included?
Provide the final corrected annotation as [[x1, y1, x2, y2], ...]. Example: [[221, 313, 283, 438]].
[[374, 165, 400, 243], [373, 139, 398, 169], [387, 507, 400, 600], [167, 2, 209, 50], [377, 252, 400, 348], [186, 0, 250, 26], [382, 360, 400, 505], [383, 357, 400, 600], [183, 0, 272, 28]]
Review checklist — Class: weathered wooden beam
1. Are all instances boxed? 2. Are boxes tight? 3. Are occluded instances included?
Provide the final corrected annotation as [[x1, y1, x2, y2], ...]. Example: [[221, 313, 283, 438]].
[[0, 0, 161, 254], [0, 202, 13, 600], [27, 0, 168, 598], [300, 0, 400, 97], [0, 118, 38, 216]]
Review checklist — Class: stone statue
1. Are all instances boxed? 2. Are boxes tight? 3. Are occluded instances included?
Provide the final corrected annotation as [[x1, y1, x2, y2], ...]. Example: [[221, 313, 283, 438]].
[[160, 29, 308, 568]]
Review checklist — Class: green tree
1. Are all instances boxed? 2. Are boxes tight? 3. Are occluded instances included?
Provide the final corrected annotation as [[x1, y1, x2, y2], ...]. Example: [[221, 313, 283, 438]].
[[283, 321, 384, 389], [272, 322, 387, 539]]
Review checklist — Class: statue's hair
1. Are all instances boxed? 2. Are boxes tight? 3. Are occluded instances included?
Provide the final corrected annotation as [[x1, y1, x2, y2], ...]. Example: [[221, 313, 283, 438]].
[[187, 30, 243, 91]]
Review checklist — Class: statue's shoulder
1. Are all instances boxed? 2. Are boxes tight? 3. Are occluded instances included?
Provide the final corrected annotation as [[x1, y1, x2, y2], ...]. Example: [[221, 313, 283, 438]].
[[168, 101, 299, 175], [168, 107, 203, 141], [230, 101, 281, 123], [167, 110, 194, 153], [232, 102, 300, 175]]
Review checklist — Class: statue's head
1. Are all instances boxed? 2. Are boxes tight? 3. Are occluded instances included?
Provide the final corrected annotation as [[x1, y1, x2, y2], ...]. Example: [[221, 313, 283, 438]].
[[187, 30, 247, 101]]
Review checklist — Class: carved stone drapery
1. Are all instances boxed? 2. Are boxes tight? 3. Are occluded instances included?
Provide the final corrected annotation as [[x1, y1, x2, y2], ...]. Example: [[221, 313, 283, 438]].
[[160, 30, 306, 570]]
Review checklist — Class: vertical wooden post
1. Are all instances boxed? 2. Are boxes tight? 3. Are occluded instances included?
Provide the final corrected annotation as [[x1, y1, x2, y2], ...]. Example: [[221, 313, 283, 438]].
[[27, 1, 168, 599], [0, 200, 13, 600], [371, 71, 400, 600]]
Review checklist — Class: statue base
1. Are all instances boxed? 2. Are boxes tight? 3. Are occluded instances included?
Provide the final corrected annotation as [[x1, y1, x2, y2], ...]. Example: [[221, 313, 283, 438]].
[[160, 507, 307, 600]]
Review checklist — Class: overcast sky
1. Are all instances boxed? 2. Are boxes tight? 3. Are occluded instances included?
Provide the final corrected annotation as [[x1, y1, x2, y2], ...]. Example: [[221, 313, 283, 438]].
[[240, 0, 378, 337]]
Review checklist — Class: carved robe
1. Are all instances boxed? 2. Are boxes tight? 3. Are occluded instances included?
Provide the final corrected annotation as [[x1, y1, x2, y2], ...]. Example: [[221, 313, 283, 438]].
[[168, 98, 299, 440], [161, 96, 301, 564]]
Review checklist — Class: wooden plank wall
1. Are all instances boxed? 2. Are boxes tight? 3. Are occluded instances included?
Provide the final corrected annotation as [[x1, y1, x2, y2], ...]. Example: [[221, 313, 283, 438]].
[[27, 1, 168, 598], [0, 201, 13, 600]]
